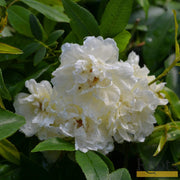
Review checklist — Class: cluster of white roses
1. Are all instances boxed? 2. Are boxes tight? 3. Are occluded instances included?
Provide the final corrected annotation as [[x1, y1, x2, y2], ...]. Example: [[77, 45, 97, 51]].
[[14, 36, 168, 154]]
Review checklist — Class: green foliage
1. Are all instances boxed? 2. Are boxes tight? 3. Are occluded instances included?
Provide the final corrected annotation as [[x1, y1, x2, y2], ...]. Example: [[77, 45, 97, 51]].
[[75, 151, 109, 180], [0, 108, 25, 141], [114, 30, 131, 53], [100, 0, 133, 38], [33, 46, 46, 66], [143, 11, 174, 72], [21, 0, 69, 22], [32, 137, 75, 152], [0, 43, 23, 55], [7, 5, 33, 37], [0, 0, 180, 179], [0, 0, 6, 7], [137, 0, 150, 18], [109, 168, 131, 180], [0, 69, 11, 100], [0, 139, 20, 165], [62, 0, 100, 41]]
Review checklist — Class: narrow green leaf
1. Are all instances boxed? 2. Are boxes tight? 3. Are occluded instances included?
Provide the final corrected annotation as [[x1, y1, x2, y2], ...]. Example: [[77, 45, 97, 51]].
[[31, 137, 75, 152], [100, 0, 133, 38], [153, 132, 167, 156], [0, 42, 23, 55], [137, 0, 149, 18], [29, 14, 43, 41], [0, 108, 25, 141], [173, 10, 180, 58], [62, 0, 100, 40], [7, 5, 33, 37], [33, 46, 46, 66], [109, 168, 131, 180], [75, 151, 109, 180], [21, 0, 69, 22], [0, 68, 11, 100], [0, 139, 20, 165], [162, 87, 180, 119], [46, 30, 64, 45], [114, 30, 131, 53], [0, 0, 6, 7]]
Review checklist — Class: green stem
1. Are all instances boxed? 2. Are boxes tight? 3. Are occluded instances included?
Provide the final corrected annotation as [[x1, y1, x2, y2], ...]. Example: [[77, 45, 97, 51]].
[[148, 56, 180, 85], [35, 40, 56, 57], [7, 0, 19, 8]]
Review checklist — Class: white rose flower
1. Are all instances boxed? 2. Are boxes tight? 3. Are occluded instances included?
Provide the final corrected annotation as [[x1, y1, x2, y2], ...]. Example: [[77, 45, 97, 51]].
[[13, 79, 64, 140], [52, 36, 167, 154], [112, 52, 168, 143]]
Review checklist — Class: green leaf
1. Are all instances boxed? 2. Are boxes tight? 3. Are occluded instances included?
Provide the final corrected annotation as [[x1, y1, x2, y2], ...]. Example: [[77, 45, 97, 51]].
[[0, 108, 25, 141], [0, 42, 23, 55], [95, 152, 115, 173], [19, 42, 42, 60], [75, 151, 109, 180], [0, 139, 20, 165], [31, 137, 75, 152], [153, 132, 167, 156], [162, 87, 180, 119], [62, 0, 100, 41], [21, 0, 69, 22], [0, 0, 6, 7], [33, 46, 46, 66], [109, 168, 131, 180], [143, 11, 174, 72], [7, 5, 33, 37], [29, 14, 43, 41], [0, 68, 11, 100], [137, 0, 149, 18], [46, 30, 64, 45], [43, 17, 57, 35], [114, 30, 131, 53], [100, 0, 133, 38]]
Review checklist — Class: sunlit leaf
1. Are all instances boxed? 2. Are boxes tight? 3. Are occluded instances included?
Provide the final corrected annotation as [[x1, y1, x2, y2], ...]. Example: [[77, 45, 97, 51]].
[[153, 131, 167, 156], [0, 42, 23, 54], [0, 139, 20, 165], [114, 30, 131, 53], [0, 108, 25, 141]]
